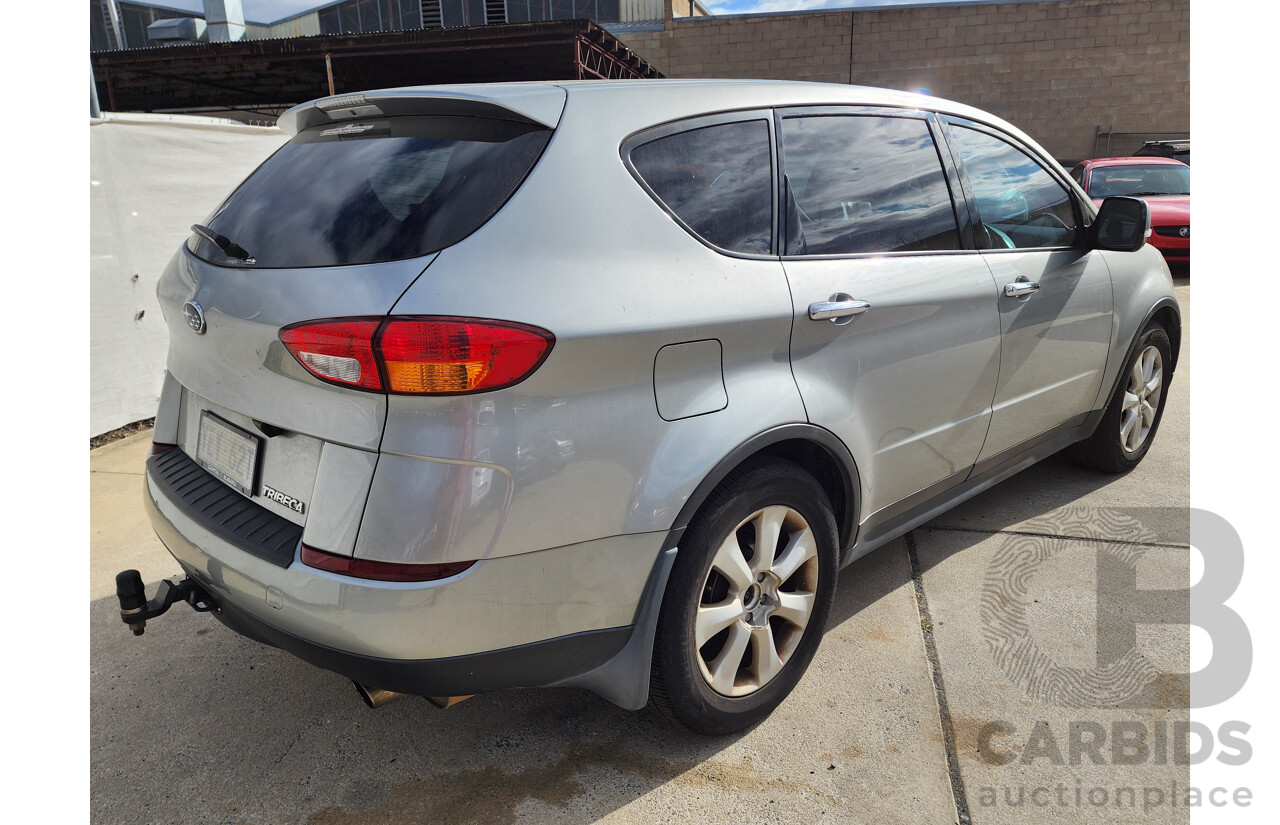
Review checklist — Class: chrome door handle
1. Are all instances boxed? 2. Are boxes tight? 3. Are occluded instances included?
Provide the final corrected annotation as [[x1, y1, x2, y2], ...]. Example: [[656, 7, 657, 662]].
[[1003, 281, 1040, 298], [808, 299, 871, 321]]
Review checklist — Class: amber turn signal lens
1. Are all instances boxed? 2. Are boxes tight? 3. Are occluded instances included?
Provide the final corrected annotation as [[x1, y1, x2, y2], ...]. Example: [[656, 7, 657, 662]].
[[378, 317, 554, 394]]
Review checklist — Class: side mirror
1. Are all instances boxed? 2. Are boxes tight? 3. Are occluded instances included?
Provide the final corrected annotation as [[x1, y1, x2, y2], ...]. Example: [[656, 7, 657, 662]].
[[1088, 196, 1151, 252]]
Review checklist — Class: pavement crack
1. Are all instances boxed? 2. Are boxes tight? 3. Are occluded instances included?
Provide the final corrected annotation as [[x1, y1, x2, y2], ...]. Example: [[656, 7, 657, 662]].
[[906, 530, 971, 825], [274, 728, 307, 765], [921, 524, 1189, 549]]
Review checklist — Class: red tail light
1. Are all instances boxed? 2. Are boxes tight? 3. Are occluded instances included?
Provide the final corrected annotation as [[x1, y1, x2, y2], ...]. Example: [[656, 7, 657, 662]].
[[279, 316, 553, 395], [301, 544, 475, 582], [279, 319, 383, 391]]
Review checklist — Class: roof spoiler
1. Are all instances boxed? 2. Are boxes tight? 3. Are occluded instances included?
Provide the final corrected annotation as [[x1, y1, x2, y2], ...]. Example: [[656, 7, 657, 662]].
[[277, 84, 567, 136]]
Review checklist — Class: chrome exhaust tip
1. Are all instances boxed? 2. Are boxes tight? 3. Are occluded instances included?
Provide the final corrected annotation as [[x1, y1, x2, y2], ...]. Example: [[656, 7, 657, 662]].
[[353, 682, 407, 709]]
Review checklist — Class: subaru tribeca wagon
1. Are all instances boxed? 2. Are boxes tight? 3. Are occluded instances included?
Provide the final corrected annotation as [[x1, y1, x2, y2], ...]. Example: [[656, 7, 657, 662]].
[[123, 80, 1179, 736]]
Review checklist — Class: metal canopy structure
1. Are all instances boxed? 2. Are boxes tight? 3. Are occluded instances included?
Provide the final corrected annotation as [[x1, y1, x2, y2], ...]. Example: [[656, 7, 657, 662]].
[[91, 19, 660, 115]]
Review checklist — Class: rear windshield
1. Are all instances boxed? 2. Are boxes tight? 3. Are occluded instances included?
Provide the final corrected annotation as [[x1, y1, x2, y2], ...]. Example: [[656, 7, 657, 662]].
[[188, 115, 551, 268]]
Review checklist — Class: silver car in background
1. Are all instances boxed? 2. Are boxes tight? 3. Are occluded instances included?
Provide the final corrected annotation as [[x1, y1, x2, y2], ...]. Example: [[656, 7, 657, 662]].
[[124, 80, 1180, 736]]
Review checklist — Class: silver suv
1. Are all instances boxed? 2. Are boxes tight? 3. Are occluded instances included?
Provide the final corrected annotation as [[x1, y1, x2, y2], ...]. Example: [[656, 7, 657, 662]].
[[124, 80, 1179, 736]]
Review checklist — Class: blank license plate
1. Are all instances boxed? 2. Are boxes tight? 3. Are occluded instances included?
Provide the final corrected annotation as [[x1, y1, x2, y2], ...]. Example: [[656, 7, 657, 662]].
[[197, 412, 260, 496]]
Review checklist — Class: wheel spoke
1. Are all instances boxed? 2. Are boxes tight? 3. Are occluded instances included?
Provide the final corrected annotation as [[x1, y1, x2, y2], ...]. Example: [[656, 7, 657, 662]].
[[711, 533, 754, 592], [771, 528, 816, 584], [1120, 409, 1138, 442], [1123, 390, 1140, 413], [1141, 399, 1157, 427], [775, 591, 815, 630], [750, 625, 784, 686], [696, 599, 743, 647], [707, 622, 750, 694], [1145, 369, 1162, 396], [1127, 414, 1144, 451], [750, 506, 786, 574], [1130, 360, 1145, 393]]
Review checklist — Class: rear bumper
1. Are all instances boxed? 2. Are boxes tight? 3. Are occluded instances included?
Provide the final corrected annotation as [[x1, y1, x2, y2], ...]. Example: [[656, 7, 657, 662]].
[[198, 579, 630, 696], [144, 450, 663, 693]]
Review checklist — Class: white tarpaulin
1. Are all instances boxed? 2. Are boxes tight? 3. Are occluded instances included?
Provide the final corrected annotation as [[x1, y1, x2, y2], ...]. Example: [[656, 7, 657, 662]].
[[90, 113, 288, 437]]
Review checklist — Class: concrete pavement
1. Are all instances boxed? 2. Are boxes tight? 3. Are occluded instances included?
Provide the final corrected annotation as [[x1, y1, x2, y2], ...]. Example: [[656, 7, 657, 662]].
[[90, 281, 1190, 825]]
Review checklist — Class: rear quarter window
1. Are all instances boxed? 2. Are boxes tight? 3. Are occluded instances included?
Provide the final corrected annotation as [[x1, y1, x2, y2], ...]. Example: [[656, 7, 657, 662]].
[[628, 120, 774, 256], [189, 115, 551, 268]]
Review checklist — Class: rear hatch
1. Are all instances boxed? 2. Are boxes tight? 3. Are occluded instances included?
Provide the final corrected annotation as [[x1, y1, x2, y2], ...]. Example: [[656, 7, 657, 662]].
[[155, 86, 563, 553]]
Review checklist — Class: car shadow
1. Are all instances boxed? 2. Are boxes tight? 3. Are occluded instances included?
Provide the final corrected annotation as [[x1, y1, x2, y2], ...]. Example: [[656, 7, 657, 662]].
[[91, 455, 1184, 825], [825, 448, 1176, 636], [91, 588, 745, 825]]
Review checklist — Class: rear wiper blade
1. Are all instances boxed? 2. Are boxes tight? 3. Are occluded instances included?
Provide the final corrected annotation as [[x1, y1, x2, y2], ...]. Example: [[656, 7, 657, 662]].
[[191, 224, 256, 264]]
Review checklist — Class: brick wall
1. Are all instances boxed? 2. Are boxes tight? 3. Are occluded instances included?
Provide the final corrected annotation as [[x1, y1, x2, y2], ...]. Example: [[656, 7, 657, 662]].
[[618, 0, 1189, 161]]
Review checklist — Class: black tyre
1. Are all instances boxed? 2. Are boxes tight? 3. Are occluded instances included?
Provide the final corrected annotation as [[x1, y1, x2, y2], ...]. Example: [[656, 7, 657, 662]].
[[649, 457, 839, 736], [1068, 324, 1173, 473]]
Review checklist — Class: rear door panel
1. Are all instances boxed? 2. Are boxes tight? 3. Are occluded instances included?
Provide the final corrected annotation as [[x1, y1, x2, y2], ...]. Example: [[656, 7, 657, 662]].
[[777, 108, 1002, 519], [785, 255, 1002, 516]]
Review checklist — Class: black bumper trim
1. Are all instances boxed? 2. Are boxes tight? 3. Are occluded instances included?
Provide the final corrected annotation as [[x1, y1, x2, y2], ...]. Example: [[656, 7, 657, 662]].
[[147, 449, 300, 569], [198, 577, 633, 696]]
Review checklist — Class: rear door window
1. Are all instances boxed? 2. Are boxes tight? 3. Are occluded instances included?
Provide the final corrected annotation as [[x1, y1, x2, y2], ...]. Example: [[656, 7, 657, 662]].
[[628, 119, 774, 255], [189, 115, 551, 268], [779, 114, 960, 256]]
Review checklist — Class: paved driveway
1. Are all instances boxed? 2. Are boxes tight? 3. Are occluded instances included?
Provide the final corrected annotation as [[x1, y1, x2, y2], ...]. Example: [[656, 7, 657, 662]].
[[90, 281, 1190, 825]]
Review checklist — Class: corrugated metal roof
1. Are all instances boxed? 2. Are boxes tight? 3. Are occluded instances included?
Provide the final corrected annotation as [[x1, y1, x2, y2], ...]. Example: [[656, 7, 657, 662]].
[[601, 18, 665, 34], [91, 19, 661, 112]]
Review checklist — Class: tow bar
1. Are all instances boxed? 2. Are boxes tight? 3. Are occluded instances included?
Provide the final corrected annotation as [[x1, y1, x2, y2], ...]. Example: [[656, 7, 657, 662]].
[[115, 569, 217, 636]]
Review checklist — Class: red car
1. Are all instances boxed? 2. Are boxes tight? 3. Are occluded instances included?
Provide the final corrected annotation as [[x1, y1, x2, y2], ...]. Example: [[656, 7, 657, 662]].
[[1070, 157, 1190, 263]]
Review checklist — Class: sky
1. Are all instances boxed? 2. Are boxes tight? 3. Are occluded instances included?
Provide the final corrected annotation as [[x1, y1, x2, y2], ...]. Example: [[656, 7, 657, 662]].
[[152, 0, 1007, 25], [702, 0, 996, 15], [145, 1, 342, 23]]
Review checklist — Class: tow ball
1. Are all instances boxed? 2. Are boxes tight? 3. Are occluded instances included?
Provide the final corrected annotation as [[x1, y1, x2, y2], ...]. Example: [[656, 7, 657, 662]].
[[115, 569, 217, 636]]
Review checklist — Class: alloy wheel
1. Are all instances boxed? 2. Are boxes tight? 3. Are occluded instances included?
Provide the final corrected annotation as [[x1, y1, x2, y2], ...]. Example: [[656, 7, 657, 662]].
[[694, 505, 819, 697], [1121, 344, 1164, 453]]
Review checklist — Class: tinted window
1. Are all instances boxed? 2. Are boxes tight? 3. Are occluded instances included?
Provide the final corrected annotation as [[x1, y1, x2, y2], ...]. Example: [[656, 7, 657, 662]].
[[949, 126, 1077, 249], [189, 116, 550, 268], [779, 115, 959, 256], [630, 120, 773, 255]]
